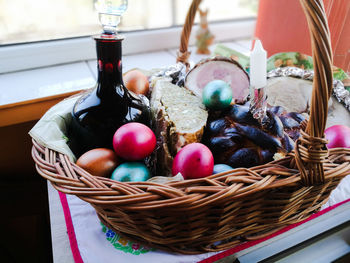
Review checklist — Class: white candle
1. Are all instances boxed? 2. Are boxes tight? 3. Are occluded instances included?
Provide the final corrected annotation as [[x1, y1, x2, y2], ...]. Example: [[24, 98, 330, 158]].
[[250, 39, 267, 89], [249, 39, 268, 124]]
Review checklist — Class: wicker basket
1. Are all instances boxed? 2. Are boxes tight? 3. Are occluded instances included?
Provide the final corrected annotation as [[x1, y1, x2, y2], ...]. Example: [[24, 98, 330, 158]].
[[32, 0, 350, 254]]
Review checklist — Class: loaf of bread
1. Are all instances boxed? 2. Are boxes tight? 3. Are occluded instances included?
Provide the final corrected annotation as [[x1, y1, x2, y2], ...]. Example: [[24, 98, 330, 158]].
[[150, 79, 208, 176], [204, 103, 305, 168]]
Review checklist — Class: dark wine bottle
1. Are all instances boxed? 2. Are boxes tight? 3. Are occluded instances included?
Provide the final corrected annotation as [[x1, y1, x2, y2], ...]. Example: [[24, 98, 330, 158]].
[[68, 34, 151, 157]]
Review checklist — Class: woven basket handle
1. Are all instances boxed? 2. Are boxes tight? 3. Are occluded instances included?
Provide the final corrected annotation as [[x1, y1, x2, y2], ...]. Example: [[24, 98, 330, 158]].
[[176, 0, 202, 68], [177, 0, 334, 186], [296, 0, 333, 186]]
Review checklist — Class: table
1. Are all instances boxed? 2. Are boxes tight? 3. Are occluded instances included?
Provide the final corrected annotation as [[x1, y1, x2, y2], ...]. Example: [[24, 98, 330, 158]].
[[48, 182, 75, 263], [48, 181, 350, 263]]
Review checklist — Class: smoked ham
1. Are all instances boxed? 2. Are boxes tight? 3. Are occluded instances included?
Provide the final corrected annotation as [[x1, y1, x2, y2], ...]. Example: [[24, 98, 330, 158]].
[[185, 56, 250, 103]]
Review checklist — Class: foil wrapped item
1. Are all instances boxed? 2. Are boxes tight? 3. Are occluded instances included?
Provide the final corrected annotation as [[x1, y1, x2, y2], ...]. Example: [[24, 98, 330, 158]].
[[150, 62, 187, 87], [267, 66, 314, 80], [268, 67, 350, 112], [333, 80, 350, 111]]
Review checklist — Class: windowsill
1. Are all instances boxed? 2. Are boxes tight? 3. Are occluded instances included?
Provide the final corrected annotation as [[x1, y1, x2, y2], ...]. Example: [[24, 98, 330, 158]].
[[0, 38, 252, 128]]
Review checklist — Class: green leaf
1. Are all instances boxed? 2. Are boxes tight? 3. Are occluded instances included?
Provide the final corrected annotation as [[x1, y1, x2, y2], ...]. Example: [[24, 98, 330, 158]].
[[297, 59, 313, 69], [101, 223, 107, 233], [111, 235, 118, 243], [333, 68, 349, 81]]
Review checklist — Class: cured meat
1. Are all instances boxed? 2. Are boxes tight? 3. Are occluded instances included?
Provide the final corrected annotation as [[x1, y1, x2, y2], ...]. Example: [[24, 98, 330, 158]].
[[185, 56, 250, 103]]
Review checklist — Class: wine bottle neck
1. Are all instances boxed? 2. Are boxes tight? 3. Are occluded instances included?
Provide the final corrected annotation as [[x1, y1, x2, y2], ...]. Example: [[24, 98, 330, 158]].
[[95, 36, 124, 95]]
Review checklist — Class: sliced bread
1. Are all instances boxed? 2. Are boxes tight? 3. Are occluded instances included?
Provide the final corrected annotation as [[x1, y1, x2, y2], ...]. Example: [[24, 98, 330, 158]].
[[150, 79, 208, 176]]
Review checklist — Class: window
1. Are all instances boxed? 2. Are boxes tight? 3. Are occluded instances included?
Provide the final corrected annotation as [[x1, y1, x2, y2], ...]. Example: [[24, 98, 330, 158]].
[[0, 0, 257, 74], [0, 0, 258, 45]]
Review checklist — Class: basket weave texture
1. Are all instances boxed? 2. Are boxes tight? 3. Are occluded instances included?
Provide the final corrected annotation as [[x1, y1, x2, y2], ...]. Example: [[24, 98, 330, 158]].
[[32, 0, 350, 254]]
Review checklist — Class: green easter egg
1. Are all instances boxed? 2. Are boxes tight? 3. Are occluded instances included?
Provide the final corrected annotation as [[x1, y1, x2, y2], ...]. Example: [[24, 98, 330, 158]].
[[111, 162, 151, 182], [202, 80, 232, 110]]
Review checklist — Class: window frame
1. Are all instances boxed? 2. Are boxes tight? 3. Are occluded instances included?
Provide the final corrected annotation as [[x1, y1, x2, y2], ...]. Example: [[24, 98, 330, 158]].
[[0, 19, 255, 74]]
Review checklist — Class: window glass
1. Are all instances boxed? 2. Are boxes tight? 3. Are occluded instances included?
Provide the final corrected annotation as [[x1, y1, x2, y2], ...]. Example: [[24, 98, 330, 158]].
[[174, 0, 258, 25], [0, 0, 257, 45]]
